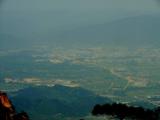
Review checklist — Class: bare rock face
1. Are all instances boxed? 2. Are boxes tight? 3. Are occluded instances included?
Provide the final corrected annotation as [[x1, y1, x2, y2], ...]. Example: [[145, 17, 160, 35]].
[[0, 91, 29, 120]]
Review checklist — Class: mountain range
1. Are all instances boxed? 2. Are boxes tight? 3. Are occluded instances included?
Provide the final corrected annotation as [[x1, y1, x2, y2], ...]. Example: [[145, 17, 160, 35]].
[[1, 15, 160, 49]]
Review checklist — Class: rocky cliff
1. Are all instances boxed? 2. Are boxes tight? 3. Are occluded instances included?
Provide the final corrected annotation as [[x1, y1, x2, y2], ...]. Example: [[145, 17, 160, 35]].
[[0, 91, 29, 120]]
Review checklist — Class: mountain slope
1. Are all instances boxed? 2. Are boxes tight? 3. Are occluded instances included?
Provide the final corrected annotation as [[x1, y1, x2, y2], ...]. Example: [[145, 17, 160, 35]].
[[10, 85, 111, 120]]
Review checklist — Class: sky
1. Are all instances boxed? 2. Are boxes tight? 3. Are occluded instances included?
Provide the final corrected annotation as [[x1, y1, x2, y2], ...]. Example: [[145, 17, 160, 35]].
[[0, 0, 160, 48], [1, 0, 160, 30]]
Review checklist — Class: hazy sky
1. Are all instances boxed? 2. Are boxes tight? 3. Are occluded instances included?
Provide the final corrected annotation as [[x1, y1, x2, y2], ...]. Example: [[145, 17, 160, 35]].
[[0, 0, 160, 45], [1, 0, 160, 29]]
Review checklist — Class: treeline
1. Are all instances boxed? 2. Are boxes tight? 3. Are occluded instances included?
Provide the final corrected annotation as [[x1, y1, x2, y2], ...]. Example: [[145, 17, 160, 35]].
[[92, 103, 160, 120]]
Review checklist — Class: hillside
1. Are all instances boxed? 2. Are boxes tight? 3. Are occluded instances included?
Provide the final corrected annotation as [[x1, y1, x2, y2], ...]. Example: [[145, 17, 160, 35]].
[[10, 85, 111, 120]]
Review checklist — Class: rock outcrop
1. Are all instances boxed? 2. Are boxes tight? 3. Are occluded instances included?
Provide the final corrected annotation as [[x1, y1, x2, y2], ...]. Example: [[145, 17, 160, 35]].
[[0, 91, 29, 120], [92, 103, 160, 120]]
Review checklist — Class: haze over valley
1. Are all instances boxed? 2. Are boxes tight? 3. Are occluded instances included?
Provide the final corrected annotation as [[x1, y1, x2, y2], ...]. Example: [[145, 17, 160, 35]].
[[1, 0, 160, 120]]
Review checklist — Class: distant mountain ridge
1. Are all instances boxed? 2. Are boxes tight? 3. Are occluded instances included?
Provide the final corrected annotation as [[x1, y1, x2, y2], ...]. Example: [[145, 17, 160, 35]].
[[1, 14, 160, 49], [53, 15, 160, 47]]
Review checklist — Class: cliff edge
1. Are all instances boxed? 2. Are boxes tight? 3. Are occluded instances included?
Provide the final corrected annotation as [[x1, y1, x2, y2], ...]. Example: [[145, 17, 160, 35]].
[[0, 91, 29, 120]]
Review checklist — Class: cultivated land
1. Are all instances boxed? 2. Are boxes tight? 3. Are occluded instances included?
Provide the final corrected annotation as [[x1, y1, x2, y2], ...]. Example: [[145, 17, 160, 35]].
[[0, 46, 160, 119]]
